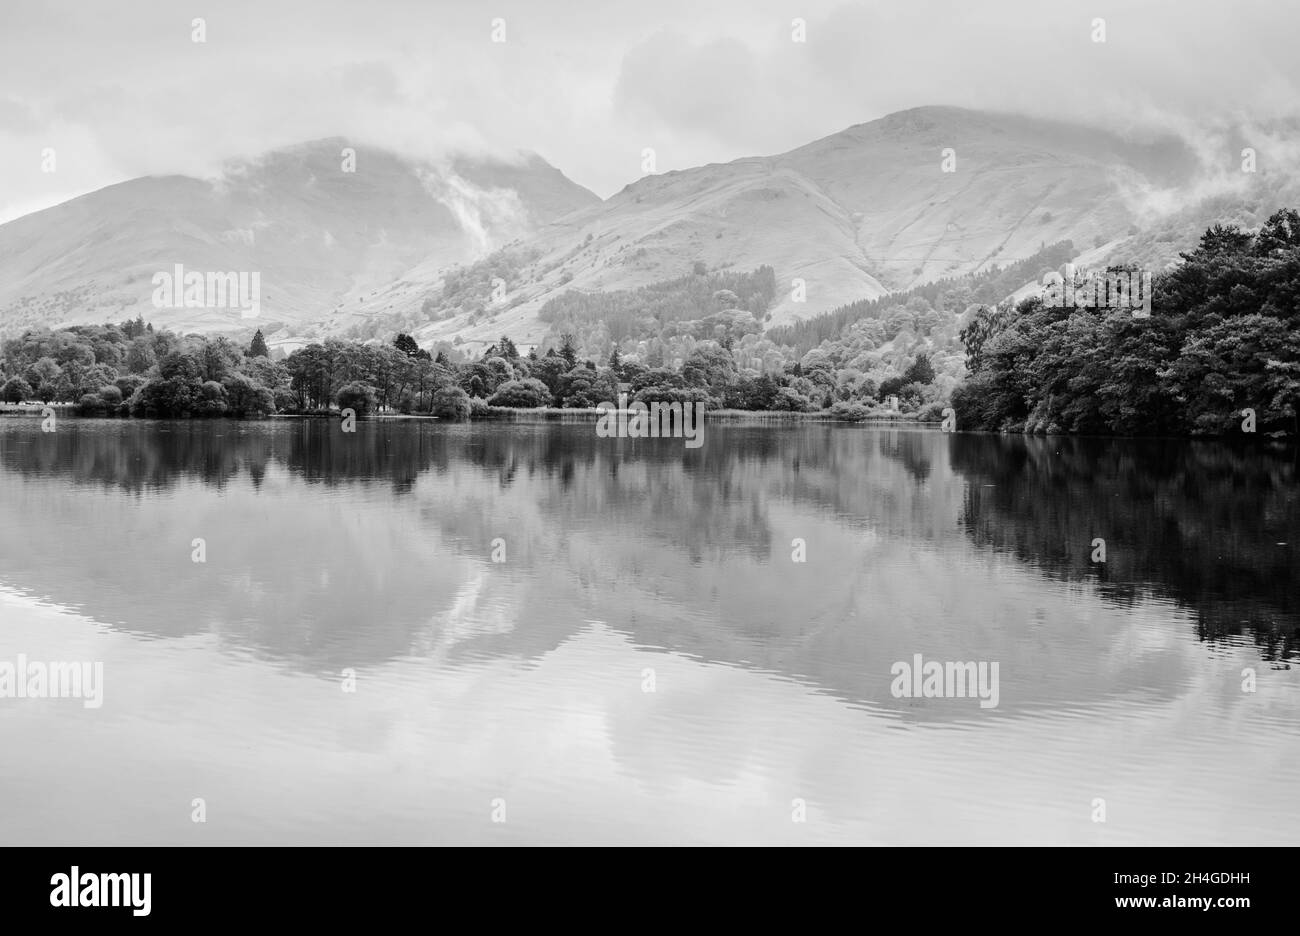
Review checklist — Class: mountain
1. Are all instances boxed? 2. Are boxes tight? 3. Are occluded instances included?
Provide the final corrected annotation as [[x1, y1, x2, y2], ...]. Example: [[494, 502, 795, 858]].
[[0, 138, 598, 344], [3, 106, 1286, 353], [366, 106, 1208, 351]]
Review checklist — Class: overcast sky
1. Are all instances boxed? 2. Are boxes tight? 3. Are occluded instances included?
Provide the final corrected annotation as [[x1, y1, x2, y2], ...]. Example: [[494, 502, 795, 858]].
[[1, 0, 1297, 223]]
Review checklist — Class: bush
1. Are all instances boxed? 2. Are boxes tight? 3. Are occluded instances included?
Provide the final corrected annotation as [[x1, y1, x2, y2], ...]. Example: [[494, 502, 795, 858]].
[[77, 385, 124, 417], [431, 386, 471, 420], [771, 387, 815, 412], [487, 378, 552, 408], [77, 393, 105, 415], [917, 400, 949, 422], [630, 385, 709, 407], [829, 401, 872, 422], [468, 396, 492, 420], [336, 382, 378, 417]]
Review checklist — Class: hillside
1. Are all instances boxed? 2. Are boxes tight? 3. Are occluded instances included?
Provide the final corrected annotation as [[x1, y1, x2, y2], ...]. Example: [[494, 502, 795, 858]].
[[6, 105, 1293, 358], [0, 139, 598, 346], [355, 106, 1203, 353]]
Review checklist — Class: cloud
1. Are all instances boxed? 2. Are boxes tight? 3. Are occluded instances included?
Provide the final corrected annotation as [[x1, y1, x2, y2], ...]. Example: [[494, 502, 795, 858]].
[[1, 0, 1299, 224], [608, 0, 1300, 208], [615, 32, 763, 141], [417, 169, 531, 254]]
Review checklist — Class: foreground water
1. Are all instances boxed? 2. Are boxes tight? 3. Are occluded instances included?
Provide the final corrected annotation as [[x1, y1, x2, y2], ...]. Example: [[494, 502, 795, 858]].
[[0, 417, 1296, 845]]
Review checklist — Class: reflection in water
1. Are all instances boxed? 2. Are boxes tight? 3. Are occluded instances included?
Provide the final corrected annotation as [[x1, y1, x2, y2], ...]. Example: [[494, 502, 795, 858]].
[[0, 418, 1296, 845], [952, 434, 1300, 661]]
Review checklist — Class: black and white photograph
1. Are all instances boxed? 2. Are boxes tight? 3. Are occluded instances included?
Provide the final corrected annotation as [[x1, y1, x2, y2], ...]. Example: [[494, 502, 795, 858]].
[[0, 0, 1295, 903]]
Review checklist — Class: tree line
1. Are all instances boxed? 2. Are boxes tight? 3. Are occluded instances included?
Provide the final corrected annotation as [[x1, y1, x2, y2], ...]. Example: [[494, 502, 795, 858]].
[[0, 310, 946, 420], [13, 212, 1293, 433]]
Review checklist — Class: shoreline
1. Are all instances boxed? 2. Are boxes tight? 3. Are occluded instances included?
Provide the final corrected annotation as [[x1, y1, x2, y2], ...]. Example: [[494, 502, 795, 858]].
[[6, 404, 1293, 438], [0, 401, 933, 425]]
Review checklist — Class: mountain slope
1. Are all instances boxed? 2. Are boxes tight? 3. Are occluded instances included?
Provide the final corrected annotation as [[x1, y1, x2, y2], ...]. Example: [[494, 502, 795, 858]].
[[0, 138, 598, 341], [3, 107, 1277, 354], [370, 106, 1203, 351]]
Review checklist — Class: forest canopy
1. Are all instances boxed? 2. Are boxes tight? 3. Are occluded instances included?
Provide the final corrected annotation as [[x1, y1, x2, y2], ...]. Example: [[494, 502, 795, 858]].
[[952, 210, 1300, 436]]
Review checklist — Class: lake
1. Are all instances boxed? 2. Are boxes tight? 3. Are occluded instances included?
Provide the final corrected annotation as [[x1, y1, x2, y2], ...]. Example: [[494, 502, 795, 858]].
[[0, 417, 1297, 845]]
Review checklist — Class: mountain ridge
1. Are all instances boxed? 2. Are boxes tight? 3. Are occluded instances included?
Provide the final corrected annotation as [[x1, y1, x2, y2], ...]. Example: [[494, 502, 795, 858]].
[[0, 105, 1284, 355]]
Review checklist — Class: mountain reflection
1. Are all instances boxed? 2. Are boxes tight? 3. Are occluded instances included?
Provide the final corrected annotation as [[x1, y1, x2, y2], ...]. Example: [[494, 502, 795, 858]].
[[0, 419, 1294, 718]]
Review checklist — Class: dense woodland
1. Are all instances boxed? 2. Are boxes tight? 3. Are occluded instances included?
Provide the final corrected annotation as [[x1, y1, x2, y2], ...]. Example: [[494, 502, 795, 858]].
[[954, 210, 1300, 435], [766, 241, 1076, 353], [0, 317, 946, 421], [538, 265, 777, 343], [0, 264, 959, 419], [2, 213, 1297, 435]]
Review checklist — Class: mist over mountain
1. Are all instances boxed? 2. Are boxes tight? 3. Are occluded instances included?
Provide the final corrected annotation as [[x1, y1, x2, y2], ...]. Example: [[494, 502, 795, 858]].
[[357, 106, 1250, 352], [0, 106, 1290, 353], [0, 139, 598, 344]]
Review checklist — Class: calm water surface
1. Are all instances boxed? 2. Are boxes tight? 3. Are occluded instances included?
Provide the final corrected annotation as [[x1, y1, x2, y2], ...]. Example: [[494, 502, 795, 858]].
[[0, 417, 1297, 845]]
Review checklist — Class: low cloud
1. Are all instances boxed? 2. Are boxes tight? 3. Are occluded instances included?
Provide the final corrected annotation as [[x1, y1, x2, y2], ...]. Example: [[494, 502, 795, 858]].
[[418, 169, 531, 254], [1, 0, 1298, 224]]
